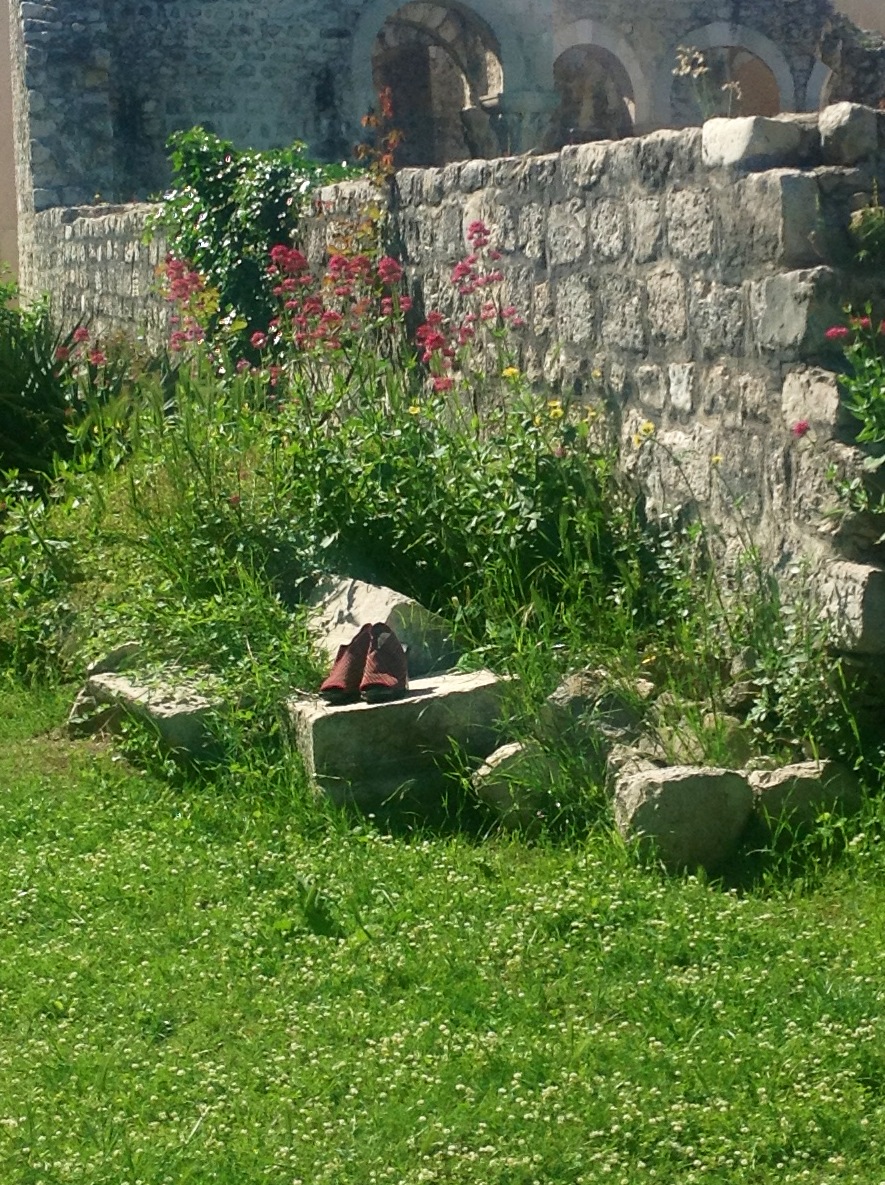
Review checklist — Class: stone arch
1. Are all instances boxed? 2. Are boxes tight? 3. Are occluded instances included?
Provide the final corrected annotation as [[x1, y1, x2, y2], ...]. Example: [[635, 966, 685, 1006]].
[[805, 59, 834, 110], [350, 0, 533, 136], [655, 22, 797, 125], [553, 19, 652, 132], [363, 2, 505, 166]]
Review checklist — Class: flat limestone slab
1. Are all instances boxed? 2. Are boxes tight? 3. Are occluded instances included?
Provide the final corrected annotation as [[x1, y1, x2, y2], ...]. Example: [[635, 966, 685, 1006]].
[[69, 672, 223, 753], [288, 669, 504, 806]]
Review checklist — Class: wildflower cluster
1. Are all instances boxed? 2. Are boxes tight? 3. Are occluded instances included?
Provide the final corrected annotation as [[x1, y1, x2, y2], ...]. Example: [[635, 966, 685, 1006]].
[[356, 85, 405, 184], [413, 220, 524, 400], [157, 254, 220, 351], [824, 313, 885, 445]]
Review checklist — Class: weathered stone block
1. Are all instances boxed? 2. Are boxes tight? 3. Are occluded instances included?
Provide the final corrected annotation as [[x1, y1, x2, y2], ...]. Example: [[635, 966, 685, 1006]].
[[781, 367, 847, 440], [588, 199, 627, 261], [819, 102, 879, 166], [646, 269, 687, 344], [630, 197, 664, 263], [69, 672, 223, 752], [306, 575, 458, 677], [702, 117, 803, 171], [818, 561, 885, 655], [613, 765, 754, 871], [546, 201, 587, 265], [749, 268, 841, 357], [288, 669, 504, 806], [472, 741, 561, 833], [750, 760, 862, 835], [666, 189, 715, 261], [668, 362, 695, 414]]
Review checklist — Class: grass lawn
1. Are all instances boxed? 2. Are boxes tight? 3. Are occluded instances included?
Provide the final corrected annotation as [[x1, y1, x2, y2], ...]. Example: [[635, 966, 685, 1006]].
[[1, 683, 885, 1184]]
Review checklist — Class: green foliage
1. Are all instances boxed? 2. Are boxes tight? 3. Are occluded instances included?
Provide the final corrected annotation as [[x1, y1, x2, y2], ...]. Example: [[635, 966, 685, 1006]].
[[848, 183, 885, 266], [146, 127, 359, 336], [0, 280, 80, 479], [3, 685, 885, 1182], [827, 313, 885, 446]]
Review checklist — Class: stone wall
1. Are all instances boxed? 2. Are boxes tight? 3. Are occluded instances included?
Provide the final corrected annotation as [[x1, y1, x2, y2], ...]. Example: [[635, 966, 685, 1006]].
[[9, 0, 885, 216], [31, 203, 167, 342], [304, 106, 885, 651], [23, 106, 885, 651]]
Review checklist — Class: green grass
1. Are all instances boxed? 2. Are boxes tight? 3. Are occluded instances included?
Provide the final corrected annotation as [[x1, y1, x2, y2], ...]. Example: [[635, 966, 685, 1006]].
[[2, 684, 885, 1184]]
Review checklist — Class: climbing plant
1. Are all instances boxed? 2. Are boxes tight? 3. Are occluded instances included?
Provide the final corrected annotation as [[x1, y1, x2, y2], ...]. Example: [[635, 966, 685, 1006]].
[[146, 128, 359, 339]]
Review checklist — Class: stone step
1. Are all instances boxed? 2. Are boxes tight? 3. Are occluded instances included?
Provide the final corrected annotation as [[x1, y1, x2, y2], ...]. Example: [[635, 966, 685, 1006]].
[[288, 669, 505, 807]]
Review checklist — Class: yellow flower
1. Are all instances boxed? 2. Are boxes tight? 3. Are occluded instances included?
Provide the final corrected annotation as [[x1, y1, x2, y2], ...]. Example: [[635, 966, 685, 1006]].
[[547, 398, 564, 420], [639, 420, 655, 438], [501, 366, 520, 379], [584, 406, 599, 422], [407, 404, 421, 415], [710, 454, 723, 466]]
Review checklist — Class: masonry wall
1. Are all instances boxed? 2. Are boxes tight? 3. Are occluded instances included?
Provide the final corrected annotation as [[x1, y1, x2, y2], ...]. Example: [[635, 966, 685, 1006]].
[[24, 107, 885, 651], [10, 0, 885, 220]]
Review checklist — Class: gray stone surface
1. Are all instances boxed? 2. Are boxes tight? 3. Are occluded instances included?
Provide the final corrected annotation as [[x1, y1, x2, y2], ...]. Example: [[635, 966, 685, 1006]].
[[288, 669, 504, 806], [472, 740, 562, 833], [819, 102, 879, 165], [613, 765, 754, 871], [818, 561, 885, 654], [306, 575, 459, 678], [68, 671, 223, 751], [749, 759, 863, 833], [701, 117, 803, 171]]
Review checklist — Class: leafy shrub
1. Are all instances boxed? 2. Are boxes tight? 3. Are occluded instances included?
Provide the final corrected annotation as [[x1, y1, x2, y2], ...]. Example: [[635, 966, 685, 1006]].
[[146, 128, 359, 339]]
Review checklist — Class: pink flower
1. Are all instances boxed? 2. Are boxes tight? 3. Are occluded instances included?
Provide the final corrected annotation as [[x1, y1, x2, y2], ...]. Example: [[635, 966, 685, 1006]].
[[236, 358, 250, 373], [850, 315, 872, 330], [72, 326, 89, 344], [467, 220, 490, 241], [432, 376, 455, 392], [824, 325, 850, 341], [399, 296, 413, 312], [88, 349, 106, 367], [791, 419, 811, 438], [380, 297, 393, 316], [377, 256, 403, 285], [250, 331, 268, 350], [54, 345, 70, 362]]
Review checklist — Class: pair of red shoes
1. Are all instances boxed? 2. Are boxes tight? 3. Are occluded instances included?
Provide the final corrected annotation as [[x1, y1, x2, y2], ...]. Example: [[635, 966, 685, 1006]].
[[319, 622, 409, 704]]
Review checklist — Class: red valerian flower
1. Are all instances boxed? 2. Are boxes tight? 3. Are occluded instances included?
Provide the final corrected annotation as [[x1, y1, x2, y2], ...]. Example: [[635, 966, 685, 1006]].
[[850, 316, 872, 330], [55, 345, 70, 362], [250, 331, 268, 350], [432, 376, 455, 392], [824, 325, 850, 341], [72, 326, 89, 344], [377, 256, 403, 285], [88, 349, 107, 367], [791, 419, 811, 437]]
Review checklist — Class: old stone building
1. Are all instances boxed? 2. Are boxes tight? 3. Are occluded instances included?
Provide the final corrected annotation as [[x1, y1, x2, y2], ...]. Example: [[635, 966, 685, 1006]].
[[7, 0, 885, 218]]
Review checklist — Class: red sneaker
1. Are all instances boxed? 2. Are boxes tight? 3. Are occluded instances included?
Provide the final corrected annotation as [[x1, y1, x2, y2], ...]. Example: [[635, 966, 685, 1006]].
[[360, 623, 409, 702], [319, 623, 372, 703]]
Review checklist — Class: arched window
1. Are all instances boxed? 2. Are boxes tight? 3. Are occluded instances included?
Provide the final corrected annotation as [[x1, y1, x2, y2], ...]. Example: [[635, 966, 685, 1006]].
[[371, 2, 503, 166], [553, 44, 635, 146]]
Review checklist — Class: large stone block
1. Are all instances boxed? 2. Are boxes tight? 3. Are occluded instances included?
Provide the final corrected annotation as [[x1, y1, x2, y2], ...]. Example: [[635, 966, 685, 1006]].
[[781, 366, 848, 440], [749, 268, 841, 357], [817, 561, 885, 655], [702, 117, 803, 171], [819, 103, 879, 166], [613, 765, 754, 871], [288, 669, 505, 806], [750, 760, 862, 835], [472, 741, 562, 833], [307, 575, 458, 678], [68, 672, 223, 752]]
